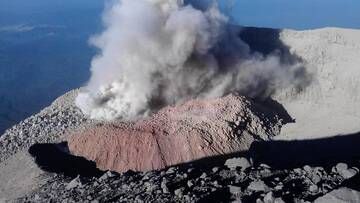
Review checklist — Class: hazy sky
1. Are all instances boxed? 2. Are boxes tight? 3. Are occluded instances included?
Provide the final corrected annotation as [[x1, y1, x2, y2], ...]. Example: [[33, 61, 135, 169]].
[[0, 0, 359, 29]]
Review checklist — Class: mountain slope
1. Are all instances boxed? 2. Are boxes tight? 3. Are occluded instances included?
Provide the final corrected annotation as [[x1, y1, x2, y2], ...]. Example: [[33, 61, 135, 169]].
[[275, 27, 360, 139]]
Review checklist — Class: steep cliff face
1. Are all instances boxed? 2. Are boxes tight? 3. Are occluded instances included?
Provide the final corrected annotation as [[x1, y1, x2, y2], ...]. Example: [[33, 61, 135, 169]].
[[68, 94, 286, 172]]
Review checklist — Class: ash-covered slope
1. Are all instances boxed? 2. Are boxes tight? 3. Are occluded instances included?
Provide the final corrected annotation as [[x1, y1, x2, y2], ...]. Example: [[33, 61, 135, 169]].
[[0, 89, 94, 201], [0, 90, 90, 163], [275, 28, 360, 139]]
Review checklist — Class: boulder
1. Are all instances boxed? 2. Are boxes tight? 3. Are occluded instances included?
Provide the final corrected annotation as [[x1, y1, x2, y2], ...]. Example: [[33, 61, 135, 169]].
[[315, 187, 360, 203], [225, 157, 251, 171], [68, 94, 285, 172]]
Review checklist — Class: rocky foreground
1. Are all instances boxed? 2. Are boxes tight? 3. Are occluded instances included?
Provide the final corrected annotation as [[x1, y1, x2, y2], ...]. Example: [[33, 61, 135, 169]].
[[20, 155, 360, 203], [0, 88, 359, 202]]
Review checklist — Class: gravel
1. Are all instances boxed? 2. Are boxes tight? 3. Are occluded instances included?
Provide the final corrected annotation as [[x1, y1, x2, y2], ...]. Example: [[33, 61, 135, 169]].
[[19, 155, 360, 203], [0, 89, 94, 163]]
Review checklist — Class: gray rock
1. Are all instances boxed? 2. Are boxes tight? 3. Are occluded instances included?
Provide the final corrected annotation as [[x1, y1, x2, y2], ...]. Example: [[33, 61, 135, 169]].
[[263, 192, 275, 203], [333, 163, 348, 173], [339, 168, 358, 179], [98, 171, 115, 181], [135, 195, 144, 203], [66, 176, 82, 190], [212, 167, 219, 173], [315, 187, 360, 203], [225, 157, 251, 171], [256, 198, 264, 203], [228, 185, 242, 195], [200, 172, 207, 179], [219, 169, 236, 179], [183, 195, 191, 201], [174, 188, 185, 197], [331, 163, 358, 179], [187, 180, 194, 188], [247, 180, 269, 192], [161, 179, 169, 193], [260, 163, 271, 169], [144, 182, 157, 192], [303, 165, 312, 173], [309, 184, 319, 193], [274, 197, 285, 203], [351, 167, 359, 172], [311, 174, 322, 184], [293, 168, 303, 174], [34, 194, 40, 201], [166, 167, 176, 174], [314, 167, 325, 174]]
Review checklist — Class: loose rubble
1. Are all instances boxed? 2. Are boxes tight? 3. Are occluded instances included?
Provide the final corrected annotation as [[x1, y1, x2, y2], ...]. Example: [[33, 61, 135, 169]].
[[20, 156, 360, 203], [0, 90, 95, 163]]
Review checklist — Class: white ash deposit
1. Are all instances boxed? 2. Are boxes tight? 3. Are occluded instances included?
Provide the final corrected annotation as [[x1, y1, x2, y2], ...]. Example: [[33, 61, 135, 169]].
[[275, 28, 360, 139]]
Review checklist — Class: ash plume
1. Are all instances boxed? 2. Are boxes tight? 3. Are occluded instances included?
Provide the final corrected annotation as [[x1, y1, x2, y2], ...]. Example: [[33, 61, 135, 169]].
[[76, 0, 307, 120]]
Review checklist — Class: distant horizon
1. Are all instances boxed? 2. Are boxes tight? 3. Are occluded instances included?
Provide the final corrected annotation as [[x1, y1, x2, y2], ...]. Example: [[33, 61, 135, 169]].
[[1, 0, 360, 30]]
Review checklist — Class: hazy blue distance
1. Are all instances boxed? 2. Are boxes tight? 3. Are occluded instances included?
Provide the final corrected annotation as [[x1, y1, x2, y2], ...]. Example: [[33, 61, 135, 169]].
[[229, 0, 360, 30], [0, 0, 104, 133]]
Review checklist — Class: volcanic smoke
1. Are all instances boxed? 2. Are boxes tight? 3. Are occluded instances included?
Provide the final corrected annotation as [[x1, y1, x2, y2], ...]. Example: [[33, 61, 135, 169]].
[[76, 0, 306, 120]]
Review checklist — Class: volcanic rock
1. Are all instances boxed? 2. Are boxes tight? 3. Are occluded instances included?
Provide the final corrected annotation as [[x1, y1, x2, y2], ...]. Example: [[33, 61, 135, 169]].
[[263, 192, 275, 203], [247, 180, 269, 192], [65, 175, 82, 190], [315, 187, 360, 203], [68, 94, 285, 173], [332, 163, 358, 179], [228, 185, 242, 195], [225, 157, 251, 171]]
